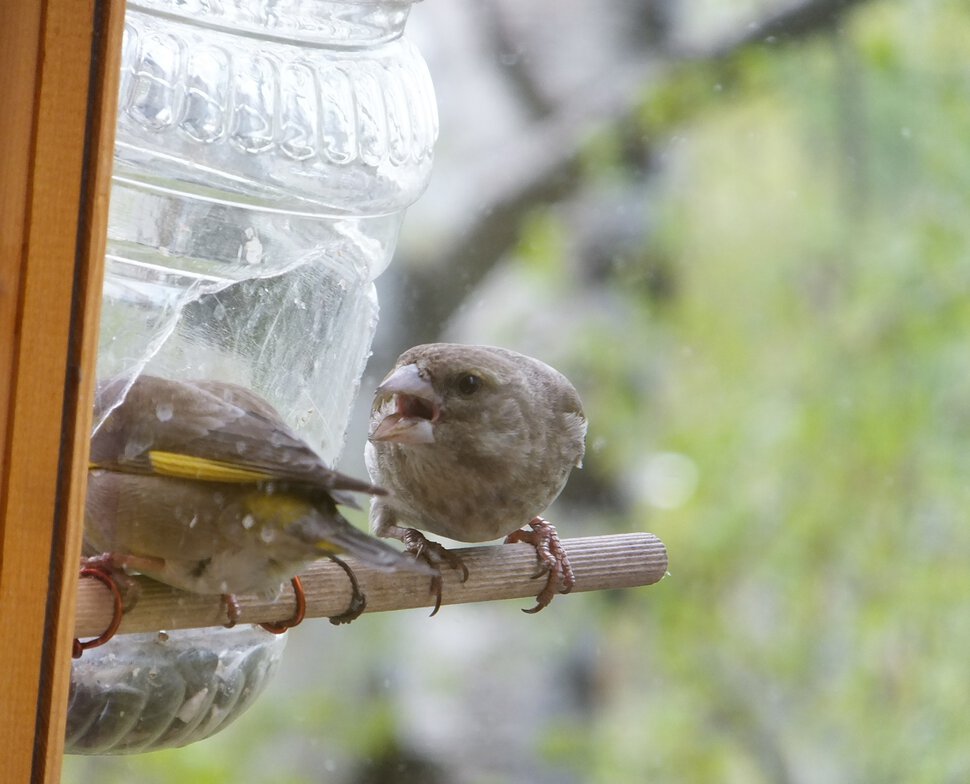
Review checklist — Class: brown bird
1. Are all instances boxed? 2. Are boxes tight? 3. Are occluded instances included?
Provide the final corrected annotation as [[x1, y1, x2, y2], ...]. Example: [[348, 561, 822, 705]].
[[85, 375, 425, 627], [366, 343, 587, 613]]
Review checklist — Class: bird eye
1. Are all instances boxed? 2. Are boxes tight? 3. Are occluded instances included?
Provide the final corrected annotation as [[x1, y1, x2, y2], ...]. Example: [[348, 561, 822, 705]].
[[456, 374, 482, 396]]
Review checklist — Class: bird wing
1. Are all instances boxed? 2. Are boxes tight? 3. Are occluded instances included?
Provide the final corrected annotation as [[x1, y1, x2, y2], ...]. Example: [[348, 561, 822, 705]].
[[90, 375, 382, 495]]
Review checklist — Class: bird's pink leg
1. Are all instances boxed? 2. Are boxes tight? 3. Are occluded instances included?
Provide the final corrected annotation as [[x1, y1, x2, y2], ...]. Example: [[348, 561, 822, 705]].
[[261, 577, 308, 633], [505, 517, 575, 613], [74, 562, 126, 658], [222, 592, 242, 628]]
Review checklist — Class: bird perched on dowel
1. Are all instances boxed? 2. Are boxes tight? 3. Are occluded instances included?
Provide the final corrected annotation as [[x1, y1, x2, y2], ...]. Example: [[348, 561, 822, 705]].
[[366, 343, 587, 614], [84, 375, 424, 629]]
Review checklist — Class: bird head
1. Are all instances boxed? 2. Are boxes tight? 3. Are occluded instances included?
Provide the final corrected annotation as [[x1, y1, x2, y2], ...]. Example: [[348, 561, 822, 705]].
[[368, 343, 543, 455]]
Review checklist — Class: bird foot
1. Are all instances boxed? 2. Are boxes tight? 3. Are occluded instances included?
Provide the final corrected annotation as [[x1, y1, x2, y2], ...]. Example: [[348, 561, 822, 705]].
[[222, 593, 242, 628], [325, 556, 367, 626], [401, 528, 469, 616], [260, 577, 308, 634], [74, 559, 128, 658], [505, 517, 575, 613], [80, 553, 146, 611]]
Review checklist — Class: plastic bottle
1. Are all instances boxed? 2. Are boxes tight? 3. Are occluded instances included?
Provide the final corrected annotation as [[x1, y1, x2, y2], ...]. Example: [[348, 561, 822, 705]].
[[98, 0, 437, 463], [66, 626, 287, 754]]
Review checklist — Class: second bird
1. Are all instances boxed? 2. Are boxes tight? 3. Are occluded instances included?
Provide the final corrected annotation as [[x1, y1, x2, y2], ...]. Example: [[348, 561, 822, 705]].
[[85, 375, 422, 626], [366, 343, 587, 613]]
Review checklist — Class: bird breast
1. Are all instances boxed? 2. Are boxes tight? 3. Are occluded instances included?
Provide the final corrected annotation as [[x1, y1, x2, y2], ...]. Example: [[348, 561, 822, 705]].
[[367, 435, 575, 543]]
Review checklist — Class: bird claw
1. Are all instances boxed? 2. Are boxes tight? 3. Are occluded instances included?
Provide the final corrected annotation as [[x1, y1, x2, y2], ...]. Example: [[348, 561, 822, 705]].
[[222, 592, 242, 628], [261, 577, 308, 633], [401, 528, 468, 616], [505, 517, 575, 613], [73, 561, 126, 658], [428, 573, 444, 617], [325, 556, 367, 626], [79, 553, 146, 611]]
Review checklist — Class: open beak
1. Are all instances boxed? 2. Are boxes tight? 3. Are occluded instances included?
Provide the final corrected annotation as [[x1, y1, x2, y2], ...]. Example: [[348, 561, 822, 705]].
[[369, 363, 437, 444]]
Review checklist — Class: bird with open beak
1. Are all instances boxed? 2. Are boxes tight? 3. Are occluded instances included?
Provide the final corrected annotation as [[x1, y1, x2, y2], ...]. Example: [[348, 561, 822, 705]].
[[366, 343, 587, 613]]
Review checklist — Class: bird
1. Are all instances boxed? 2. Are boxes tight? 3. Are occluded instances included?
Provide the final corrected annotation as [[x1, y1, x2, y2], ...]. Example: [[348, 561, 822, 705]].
[[365, 343, 587, 614], [84, 374, 425, 628]]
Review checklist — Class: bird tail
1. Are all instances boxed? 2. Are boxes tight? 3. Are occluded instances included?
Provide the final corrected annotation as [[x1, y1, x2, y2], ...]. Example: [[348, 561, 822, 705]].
[[304, 510, 434, 576]]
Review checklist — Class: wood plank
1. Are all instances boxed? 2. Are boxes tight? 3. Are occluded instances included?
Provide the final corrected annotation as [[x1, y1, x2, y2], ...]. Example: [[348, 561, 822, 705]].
[[0, 0, 124, 781]]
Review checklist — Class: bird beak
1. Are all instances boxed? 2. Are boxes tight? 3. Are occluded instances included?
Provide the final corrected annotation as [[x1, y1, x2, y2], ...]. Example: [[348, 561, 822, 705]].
[[370, 363, 437, 445]]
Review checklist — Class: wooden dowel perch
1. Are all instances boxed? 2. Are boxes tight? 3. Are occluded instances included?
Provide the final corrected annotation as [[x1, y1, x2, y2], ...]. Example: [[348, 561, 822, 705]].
[[74, 532, 667, 637]]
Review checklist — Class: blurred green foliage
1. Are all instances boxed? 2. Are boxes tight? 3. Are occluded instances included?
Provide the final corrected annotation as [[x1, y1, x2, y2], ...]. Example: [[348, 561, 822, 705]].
[[64, 2, 970, 782], [545, 4, 970, 782]]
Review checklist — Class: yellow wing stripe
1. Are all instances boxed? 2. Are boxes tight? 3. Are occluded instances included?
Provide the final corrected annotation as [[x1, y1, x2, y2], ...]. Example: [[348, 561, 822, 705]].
[[148, 450, 274, 483]]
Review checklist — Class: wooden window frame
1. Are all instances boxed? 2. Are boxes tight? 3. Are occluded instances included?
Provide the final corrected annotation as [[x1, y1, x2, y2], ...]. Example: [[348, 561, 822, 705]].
[[0, 0, 124, 780]]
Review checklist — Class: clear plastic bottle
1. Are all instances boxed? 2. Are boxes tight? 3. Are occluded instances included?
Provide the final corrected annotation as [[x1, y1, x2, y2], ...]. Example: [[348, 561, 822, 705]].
[[98, 0, 437, 462], [66, 626, 287, 755]]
